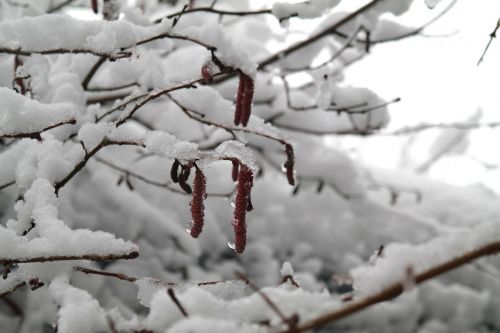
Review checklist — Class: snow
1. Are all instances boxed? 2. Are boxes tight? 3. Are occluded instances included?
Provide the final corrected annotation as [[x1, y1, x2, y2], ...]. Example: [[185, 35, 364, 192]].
[[13, 136, 80, 190], [372, 19, 416, 41], [215, 141, 256, 170], [0, 14, 170, 54], [78, 122, 113, 151], [49, 275, 107, 333], [351, 220, 500, 296], [1, 1, 500, 333], [144, 131, 200, 161], [425, 0, 443, 9], [1, 179, 138, 260], [0, 88, 74, 136], [272, 0, 341, 20], [179, 23, 257, 78], [170, 85, 280, 138], [136, 277, 247, 308], [280, 261, 294, 276]]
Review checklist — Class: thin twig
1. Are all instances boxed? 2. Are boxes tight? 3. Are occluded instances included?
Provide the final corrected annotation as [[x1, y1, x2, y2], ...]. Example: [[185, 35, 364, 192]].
[[0, 181, 15, 191], [478, 18, 500, 65], [0, 251, 139, 265], [167, 288, 189, 317], [82, 56, 108, 90], [0, 282, 26, 298], [0, 119, 76, 140], [235, 271, 297, 329], [75, 266, 137, 282], [257, 0, 382, 70]]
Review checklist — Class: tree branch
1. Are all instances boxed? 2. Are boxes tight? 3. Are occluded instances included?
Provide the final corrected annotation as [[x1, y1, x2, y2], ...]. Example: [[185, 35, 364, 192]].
[[279, 240, 500, 333], [0, 251, 139, 265]]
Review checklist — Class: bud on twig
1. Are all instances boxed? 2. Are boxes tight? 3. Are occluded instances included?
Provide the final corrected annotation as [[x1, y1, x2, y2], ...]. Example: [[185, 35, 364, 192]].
[[201, 63, 214, 83]]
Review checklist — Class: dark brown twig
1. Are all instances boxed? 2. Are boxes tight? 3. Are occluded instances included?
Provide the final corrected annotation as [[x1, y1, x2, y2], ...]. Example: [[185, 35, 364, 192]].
[[167, 288, 189, 317], [478, 18, 500, 65], [75, 266, 137, 282], [1, 119, 76, 140], [235, 271, 298, 329], [0, 251, 138, 265]]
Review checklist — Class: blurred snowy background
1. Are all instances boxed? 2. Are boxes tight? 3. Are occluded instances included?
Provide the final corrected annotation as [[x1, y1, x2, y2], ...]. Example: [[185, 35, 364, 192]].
[[1, 0, 500, 332]]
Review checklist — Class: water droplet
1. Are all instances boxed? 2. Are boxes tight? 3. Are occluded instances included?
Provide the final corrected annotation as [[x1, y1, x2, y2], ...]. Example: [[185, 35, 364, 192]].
[[227, 241, 236, 250], [185, 222, 193, 234], [230, 200, 236, 208], [281, 164, 287, 172]]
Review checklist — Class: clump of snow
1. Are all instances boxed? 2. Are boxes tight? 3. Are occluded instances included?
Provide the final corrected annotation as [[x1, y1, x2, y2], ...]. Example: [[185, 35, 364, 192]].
[[179, 23, 257, 78], [425, 0, 443, 9], [0, 139, 33, 185], [136, 277, 247, 307], [215, 141, 256, 171], [372, 19, 416, 41], [280, 261, 294, 276], [272, 0, 341, 20], [78, 122, 113, 151], [0, 14, 170, 54], [373, 0, 415, 16], [2, 179, 138, 259], [49, 275, 108, 333], [0, 88, 74, 136], [144, 131, 200, 161], [15, 136, 76, 190], [351, 221, 500, 296]]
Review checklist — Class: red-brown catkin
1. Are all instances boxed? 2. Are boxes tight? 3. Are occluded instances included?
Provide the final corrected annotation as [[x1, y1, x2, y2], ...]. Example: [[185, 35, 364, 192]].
[[189, 166, 206, 238], [231, 159, 239, 182], [91, 0, 98, 13], [232, 164, 254, 253], [284, 144, 295, 186], [234, 72, 246, 126], [240, 74, 254, 127]]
